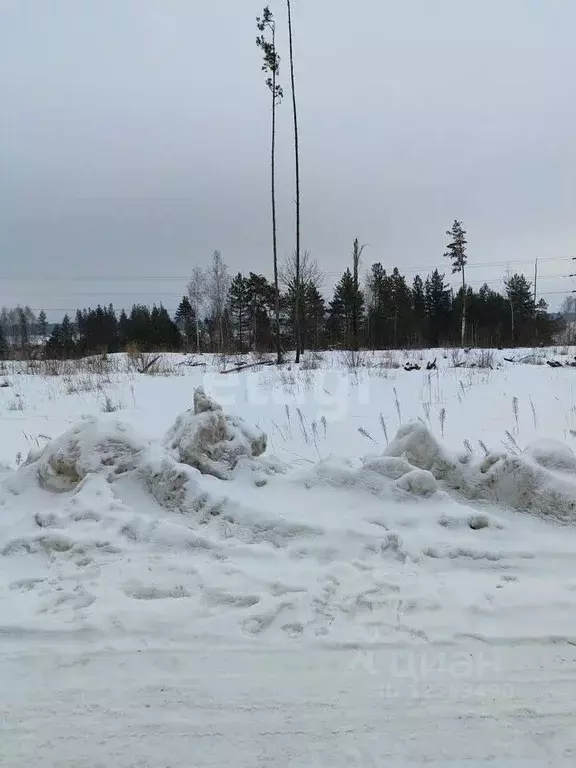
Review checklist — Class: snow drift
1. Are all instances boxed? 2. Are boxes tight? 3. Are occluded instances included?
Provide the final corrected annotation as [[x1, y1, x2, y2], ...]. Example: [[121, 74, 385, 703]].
[[384, 422, 576, 522]]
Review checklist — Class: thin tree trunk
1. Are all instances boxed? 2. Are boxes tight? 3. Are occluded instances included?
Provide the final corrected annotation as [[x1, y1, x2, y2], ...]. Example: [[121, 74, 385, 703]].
[[195, 309, 201, 353], [510, 299, 515, 345], [286, 0, 301, 363], [460, 268, 466, 347], [271, 53, 282, 364], [352, 248, 359, 351], [239, 308, 243, 354]]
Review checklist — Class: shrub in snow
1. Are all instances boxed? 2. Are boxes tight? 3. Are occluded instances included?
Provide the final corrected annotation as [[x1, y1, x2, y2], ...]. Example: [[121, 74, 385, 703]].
[[164, 387, 267, 480], [25, 417, 146, 492]]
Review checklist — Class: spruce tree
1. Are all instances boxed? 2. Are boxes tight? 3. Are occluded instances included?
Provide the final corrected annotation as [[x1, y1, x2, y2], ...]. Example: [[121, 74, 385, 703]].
[[304, 283, 326, 350], [328, 269, 363, 348], [505, 273, 535, 345], [389, 268, 413, 347], [365, 263, 389, 348], [229, 273, 250, 352], [425, 269, 452, 347]]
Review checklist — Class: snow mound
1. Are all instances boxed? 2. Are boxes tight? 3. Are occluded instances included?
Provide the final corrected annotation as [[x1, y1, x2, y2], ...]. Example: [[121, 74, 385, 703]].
[[385, 422, 576, 522], [305, 451, 438, 499], [523, 439, 576, 472], [363, 456, 416, 480], [385, 422, 458, 480], [164, 387, 267, 479], [22, 417, 147, 492], [395, 469, 437, 497]]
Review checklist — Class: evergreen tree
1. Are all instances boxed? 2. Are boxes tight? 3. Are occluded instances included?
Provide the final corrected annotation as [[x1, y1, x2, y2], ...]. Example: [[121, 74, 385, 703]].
[[245, 272, 274, 351], [505, 273, 535, 345], [18, 307, 29, 347], [389, 268, 413, 347], [425, 269, 452, 347], [0, 322, 8, 359], [412, 275, 426, 346], [365, 263, 390, 348], [304, 283, 326, 350], [175, 295, 196, 350], [228, 273, 250, 352], [444, 220, 468, 345], [118, 309, 130, 348], [47, 315, 76, 358], [37, 310, 48, 339], [328, 268, 363, 347]]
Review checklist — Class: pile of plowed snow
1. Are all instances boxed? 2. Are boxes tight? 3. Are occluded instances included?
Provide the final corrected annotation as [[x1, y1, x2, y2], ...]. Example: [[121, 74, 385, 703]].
[[3, 395, 576, 645], [307, 421, 576, 522]]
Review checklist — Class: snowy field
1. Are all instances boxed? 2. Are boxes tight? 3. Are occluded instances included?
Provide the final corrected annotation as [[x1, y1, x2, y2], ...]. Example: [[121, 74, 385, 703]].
[[2, 347, 576, 766]]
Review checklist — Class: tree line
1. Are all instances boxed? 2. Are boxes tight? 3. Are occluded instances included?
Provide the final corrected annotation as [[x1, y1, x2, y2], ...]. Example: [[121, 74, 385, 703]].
[[0, 242, 561, 361]]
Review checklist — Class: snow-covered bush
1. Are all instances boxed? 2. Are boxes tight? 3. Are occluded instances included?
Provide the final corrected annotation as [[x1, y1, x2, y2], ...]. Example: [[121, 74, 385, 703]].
[[164, 388, 267, 480]]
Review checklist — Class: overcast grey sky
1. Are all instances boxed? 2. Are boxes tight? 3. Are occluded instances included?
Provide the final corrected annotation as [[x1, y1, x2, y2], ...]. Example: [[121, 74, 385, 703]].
[[1, 0, 575, 317]]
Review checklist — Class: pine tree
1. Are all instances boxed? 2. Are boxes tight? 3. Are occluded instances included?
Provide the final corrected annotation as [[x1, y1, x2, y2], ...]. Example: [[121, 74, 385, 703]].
[[175, 296, 196, 350], [286, 0, 302, 361], [257, 6, 283, 363], [444, 220, 468, 346], [412, 275, 426, 346], [37, 310, 48, 339]]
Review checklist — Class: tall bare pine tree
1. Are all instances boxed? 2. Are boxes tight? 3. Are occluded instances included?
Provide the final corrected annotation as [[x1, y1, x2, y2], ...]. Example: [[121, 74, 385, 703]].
[[286, 0, 301, 361], [256, 7, 283, 363]]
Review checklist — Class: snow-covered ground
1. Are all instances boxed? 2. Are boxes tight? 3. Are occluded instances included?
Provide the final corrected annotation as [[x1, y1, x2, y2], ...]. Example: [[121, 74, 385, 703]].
[[2, 348, 576, 765]]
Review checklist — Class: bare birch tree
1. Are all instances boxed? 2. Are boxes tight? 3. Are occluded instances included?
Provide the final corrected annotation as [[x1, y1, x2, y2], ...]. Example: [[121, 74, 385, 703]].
[[187, 265, 206, 353]]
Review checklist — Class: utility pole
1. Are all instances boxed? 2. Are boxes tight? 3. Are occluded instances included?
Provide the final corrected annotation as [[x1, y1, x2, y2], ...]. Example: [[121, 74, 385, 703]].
[[533, 258, 538, 306]]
